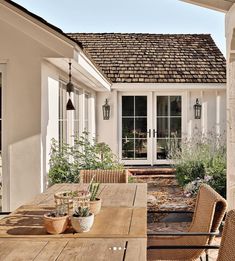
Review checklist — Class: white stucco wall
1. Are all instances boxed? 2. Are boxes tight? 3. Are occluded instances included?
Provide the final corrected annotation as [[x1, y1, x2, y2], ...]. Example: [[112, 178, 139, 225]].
[[0, 15, 76, 210], [96, 85, 226, 164]]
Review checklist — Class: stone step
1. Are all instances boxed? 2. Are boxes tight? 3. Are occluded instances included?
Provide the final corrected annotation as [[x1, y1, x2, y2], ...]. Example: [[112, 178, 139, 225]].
[[128, 168, 175, 176]]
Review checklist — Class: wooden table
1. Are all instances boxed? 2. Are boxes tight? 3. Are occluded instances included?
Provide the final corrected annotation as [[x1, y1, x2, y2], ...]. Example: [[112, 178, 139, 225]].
[[0, 183, 147, 260]]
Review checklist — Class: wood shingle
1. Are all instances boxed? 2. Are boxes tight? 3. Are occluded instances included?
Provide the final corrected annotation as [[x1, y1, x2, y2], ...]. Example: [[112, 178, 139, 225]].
[[68, 33, 226, 84]]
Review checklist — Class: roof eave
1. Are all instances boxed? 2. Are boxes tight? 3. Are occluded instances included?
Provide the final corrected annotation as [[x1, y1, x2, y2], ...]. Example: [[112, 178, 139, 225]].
[[180, 0, 234, 12]]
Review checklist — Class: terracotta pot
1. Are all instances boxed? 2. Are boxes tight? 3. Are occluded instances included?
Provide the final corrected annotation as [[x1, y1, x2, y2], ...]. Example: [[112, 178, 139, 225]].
[[89, 198, 102, 215], [71, 213, 94, 233], [43, 214, 69, 234]]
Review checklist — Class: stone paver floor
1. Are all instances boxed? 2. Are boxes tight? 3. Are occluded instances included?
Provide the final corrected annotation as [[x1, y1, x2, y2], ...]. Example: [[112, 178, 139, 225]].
[[146, 182, 220, 260]]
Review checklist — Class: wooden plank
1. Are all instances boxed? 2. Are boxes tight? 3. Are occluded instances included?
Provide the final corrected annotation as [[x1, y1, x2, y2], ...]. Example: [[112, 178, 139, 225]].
[[134, 184, 147, 208], [56, 238, 126, 261], [125, 239, 147, 261], [0, 207, 135, 238], [129, 208, 147, 237], [34, 240, 69, 261], [70, 207, 132, 238], [0, 240, 47, 260], [98, 184, 137, 207]]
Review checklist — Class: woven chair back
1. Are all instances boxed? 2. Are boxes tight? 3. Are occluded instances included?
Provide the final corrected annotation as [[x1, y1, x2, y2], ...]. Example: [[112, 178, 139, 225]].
[[217, 209, 235, 261], [148, 184, 227, 260], [79, 169, 128, 183]]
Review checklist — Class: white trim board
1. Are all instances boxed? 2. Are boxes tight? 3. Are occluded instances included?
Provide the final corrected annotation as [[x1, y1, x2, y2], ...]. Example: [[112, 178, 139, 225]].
[[112, 83, 226, 91]]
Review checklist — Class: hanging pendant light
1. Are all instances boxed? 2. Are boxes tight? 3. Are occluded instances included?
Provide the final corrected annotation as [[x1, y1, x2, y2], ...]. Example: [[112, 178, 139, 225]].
[[66, 62, 75, 111]]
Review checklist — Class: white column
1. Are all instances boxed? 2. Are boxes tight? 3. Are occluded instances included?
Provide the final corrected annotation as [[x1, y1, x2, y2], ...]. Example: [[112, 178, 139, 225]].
[[227, 61, 235, 209]]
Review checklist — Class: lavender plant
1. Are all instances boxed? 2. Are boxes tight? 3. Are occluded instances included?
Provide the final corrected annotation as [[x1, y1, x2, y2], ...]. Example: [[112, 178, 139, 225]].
[[170, 129, 226, 197]]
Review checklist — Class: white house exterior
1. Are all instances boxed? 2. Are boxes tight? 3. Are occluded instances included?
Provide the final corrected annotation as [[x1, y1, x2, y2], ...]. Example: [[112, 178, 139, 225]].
[[0, 0, 111, 211], [181, 0, 235, 212], [73, 33, 226, 166], [0, 0, 227, 210]]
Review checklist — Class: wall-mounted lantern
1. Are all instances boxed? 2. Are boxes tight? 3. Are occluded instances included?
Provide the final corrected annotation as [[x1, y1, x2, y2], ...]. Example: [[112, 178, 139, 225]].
[[102, 99, 110, 120], [66, 62, 75, 111], [193, 98, 202, 119]]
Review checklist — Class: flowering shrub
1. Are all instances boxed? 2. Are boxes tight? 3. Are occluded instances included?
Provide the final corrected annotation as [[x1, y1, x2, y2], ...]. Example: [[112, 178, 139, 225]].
[[48, 132, 123, 185], [170, 130, 226, 198]]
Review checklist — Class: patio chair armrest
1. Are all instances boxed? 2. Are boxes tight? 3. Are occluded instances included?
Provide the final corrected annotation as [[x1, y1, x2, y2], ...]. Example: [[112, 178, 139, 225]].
[[148, 231, 220, 237], [147, 245, 220, 250], [148, 210, 194, 214]]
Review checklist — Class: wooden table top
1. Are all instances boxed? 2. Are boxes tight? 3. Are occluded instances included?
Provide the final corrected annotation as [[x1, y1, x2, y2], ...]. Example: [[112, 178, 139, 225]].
[[0, 238, 146, 261], [0, 183, 147, 260], [28, 183, 147, 208]]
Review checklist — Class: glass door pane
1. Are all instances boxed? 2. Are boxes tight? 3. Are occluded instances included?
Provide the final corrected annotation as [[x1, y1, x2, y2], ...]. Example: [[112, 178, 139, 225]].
[[122, 96, 148, 160], [156, 96, 181, 160]]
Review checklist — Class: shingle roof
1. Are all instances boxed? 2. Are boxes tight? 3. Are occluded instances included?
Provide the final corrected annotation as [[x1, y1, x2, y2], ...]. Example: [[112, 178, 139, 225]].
[[68, 33, 226, 84]]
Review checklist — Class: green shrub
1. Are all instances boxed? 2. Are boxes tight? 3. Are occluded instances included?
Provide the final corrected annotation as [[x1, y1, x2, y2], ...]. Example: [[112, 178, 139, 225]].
[[48, 132, 123, 185], [170, 131, 226, 198]]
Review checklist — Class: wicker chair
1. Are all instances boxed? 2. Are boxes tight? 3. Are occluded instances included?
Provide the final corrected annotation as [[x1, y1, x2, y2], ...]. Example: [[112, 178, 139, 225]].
[[217, 209, 235, 261], [147, 184, 227, 261], [79, 169, 129, 183]]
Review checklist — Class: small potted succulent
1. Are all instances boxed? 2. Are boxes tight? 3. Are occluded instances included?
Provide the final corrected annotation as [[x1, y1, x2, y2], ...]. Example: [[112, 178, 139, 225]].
[[43, 205, 68, 234], [71, 206, 94, 233], [89, 182, 102, 215]]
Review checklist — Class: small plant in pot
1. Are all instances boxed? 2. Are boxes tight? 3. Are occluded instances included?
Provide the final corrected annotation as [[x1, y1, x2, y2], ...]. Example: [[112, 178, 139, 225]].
[[43, 205, 68, 235], [71, 206, 94, 233], [89, 182, 101, 215]]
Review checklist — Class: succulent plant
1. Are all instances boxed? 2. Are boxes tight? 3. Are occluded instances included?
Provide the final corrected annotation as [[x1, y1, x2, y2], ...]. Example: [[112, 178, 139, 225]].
[[73, 206, 90, 217], [89, 182, 100, 201], [46, 204, 67, 218]]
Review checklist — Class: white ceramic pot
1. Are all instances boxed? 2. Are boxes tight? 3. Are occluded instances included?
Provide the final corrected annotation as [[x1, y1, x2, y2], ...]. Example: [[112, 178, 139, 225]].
[[71, 213, 94, 233]]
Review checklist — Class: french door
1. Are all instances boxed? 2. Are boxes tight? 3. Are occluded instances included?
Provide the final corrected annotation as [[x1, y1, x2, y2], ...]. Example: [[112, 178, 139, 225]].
[[120, 93, 183, 165]]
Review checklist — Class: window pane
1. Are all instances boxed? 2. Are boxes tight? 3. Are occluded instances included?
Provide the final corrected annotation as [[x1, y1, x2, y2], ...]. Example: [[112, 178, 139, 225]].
[[135, 118, 147, 138], [122, 96, 134, 116], [156, 139, 168, 159], [170, 96, 181, 116], [170, 118, 181, 137], [135, 139, 147, 159], [122, 139, 134, 159], [135, 96, 147, 116], [74, 89, 79, 135], [58, 82, 67, 144], [157, 117, 168, 138], [122, 118, 134, 138], [157, 96, 168, 116]]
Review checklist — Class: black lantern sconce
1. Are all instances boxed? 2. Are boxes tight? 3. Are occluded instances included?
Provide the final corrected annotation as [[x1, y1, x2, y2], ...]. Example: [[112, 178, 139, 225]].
[[66, 62, 75, 111], [102, 99, 110, 120], [193, 98, 202, 119]]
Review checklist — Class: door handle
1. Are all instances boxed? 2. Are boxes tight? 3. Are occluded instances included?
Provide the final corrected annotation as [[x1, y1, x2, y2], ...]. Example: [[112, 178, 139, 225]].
[[147, 129, 151, 138], [153, 129, 157, 138]]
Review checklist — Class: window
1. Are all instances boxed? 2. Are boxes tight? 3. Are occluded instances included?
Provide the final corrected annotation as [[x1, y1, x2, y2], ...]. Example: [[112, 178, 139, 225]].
[[84, 93, 90, 132], [58, 82, 92, 144], [58, 82, 68, 144], [73, 89, 80, 136]]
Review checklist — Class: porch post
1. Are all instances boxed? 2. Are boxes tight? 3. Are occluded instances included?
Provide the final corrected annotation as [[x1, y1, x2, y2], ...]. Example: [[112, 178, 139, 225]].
[[227, 61, 235, 210]]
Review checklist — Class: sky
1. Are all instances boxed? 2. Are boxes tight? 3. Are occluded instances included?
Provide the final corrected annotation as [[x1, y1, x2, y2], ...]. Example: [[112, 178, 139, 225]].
[[14, 0, 226, 55]]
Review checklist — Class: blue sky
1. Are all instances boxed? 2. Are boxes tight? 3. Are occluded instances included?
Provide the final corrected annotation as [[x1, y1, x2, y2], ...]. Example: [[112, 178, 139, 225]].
[[14, 0, 226, 54]]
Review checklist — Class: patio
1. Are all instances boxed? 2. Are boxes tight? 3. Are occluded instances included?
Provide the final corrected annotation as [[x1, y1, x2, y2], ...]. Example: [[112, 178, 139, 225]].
[[1, 0, 235, 260]]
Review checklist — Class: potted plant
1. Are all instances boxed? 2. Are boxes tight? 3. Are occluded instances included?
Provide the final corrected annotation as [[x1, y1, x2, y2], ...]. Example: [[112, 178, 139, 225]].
[[43, 205, 68, 234], [89, 182, 102, 215], [71, 206, 94, 233]]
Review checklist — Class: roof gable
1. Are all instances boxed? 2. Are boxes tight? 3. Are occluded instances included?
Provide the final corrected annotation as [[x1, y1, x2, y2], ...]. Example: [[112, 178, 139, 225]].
[[68, 33, 226, 84]]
